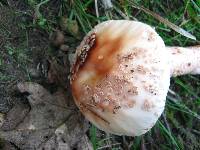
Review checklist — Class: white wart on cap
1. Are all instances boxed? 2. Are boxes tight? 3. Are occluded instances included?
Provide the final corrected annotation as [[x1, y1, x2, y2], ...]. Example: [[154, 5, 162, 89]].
[[70, 20, 171, 136]]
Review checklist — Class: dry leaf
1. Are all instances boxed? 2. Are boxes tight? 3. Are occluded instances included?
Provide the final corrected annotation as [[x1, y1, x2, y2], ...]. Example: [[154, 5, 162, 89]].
[[76, 135, 93, 150], [47, 58, 69, 89], [1, 140, 17, 150], [0, 113, 5, 127], [1, 101, 30, 131], [0, 82, 89, 149]]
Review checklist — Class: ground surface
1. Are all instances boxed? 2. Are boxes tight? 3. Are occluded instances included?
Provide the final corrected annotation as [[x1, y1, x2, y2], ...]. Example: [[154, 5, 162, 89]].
[[0, 0, 200, 150]]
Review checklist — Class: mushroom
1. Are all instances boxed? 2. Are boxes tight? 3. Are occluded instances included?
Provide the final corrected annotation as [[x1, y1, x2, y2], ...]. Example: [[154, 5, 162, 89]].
[[70, 20, 199, 136]]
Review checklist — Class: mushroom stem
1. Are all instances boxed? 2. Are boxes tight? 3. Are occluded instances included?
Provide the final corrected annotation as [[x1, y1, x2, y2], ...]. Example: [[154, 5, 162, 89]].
[[168, 45, 200, 77]]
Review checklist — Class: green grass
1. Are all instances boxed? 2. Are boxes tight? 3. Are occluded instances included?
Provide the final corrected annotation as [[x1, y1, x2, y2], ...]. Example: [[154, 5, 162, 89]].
[[68, 1, 199, 149], [38, 0, 199, 149], [1, 0, 200, 149]]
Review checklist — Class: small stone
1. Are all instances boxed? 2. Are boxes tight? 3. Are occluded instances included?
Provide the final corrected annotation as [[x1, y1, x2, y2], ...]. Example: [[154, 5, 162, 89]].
[[68, 53, 76, 66], [50, 30, 65, 47], [60, 44, 69, 52], [28, 68, 40, 78]]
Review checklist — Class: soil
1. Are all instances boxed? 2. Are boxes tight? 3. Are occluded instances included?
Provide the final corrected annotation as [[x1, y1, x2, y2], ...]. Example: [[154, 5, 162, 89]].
[[0, 1, 90, 149], [0, 6, 46, 112], [0, 1, 76, 113]]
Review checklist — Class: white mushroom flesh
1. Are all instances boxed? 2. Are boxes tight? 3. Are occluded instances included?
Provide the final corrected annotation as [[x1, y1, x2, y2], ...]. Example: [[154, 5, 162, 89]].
[[71, 20, 171, 136], [168, 46, 200, 77]]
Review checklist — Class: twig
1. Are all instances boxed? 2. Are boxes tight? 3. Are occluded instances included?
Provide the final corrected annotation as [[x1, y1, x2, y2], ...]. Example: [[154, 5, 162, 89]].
[[35, 0, 50, 18], [141, 137, 147, 150], [191, 129, 200, 136], [162, 113, 176, 149], [95, 0, 100, 23], [122, 136, 130, 150], [162, 113, 171, 133], [168, 89, 176, 96], [113, 6, 129, 20], [97, 142, 121, 150]]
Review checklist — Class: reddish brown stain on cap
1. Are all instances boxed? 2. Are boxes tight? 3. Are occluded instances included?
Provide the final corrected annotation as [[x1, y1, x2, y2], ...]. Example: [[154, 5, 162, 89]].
[[76, 34, 124, 78], [71, 30, 126, 101]]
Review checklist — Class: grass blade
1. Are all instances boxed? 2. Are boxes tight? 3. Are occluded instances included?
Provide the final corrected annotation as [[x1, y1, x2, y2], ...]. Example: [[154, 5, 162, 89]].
[[129, 1, 196, 40], [158, 121, 180, 150]]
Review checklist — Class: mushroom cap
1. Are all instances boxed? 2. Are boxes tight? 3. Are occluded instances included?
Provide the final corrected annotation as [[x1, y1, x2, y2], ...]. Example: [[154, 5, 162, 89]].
[[71, 20, 170, 136]]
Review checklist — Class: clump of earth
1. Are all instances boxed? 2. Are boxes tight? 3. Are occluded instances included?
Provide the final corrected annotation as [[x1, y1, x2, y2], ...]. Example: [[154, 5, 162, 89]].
[[0, 2, 93, 149]]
